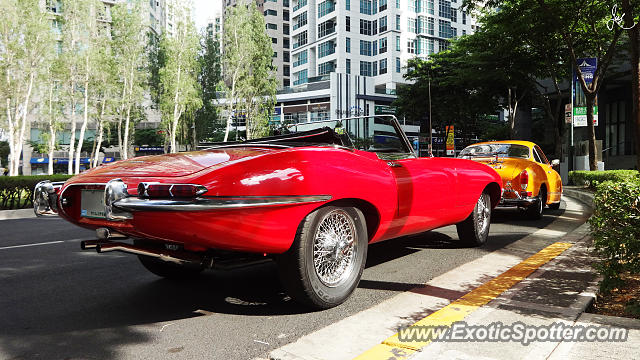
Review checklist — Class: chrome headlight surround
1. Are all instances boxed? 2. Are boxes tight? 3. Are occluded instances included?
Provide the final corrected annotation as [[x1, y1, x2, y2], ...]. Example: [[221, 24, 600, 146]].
[[104, 179, 133, 220], [33, 180, 63, 216]]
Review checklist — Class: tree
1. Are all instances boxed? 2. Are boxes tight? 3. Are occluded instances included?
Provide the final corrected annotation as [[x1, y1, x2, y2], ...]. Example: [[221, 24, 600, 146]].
[[73, 0, 106, 174], [241, 2, 278, 140], [90, 30, 117, 168], [43, 65, 64, 175], [467, 0, 626, 170], [0, 0, 54, 175], [539, 0, 624, 170], [111, 0, 148, 160], [221, 1, 277, 141], [195, 31, 222, 143], [158, 0, 202, 153], [59, 0, 94, 174]]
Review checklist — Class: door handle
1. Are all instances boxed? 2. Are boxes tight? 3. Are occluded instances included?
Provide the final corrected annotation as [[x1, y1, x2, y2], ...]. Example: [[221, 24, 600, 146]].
[[387, 161, 402, 168]]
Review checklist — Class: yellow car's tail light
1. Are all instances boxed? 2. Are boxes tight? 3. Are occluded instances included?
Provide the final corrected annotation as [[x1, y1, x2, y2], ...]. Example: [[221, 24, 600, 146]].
[[519, 170, 529, 190]]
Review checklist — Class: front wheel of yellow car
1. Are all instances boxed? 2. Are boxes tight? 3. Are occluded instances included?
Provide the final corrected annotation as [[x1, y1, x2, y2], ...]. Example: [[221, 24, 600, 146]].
[[276, 206, 368, 309]]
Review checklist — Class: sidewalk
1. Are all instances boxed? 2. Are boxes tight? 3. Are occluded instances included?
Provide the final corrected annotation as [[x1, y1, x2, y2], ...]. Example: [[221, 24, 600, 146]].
[[0, 208, 35, 220], [407, 191, 640, 359]]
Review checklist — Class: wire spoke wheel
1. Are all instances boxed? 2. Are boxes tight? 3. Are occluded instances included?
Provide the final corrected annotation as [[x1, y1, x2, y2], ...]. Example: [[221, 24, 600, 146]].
[[475, 194, 491, 236], [312, 209, 357, 287]]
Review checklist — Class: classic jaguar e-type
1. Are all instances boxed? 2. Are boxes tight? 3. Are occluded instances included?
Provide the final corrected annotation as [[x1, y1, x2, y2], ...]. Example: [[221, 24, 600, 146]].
[[34, 116, 502, 309]]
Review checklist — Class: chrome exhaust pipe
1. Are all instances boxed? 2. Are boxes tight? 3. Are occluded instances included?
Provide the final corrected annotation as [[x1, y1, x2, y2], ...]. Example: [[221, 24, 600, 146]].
[[95, 241, 205, 265], [81, 240, 103, 250], [96, 228, 128, 241]]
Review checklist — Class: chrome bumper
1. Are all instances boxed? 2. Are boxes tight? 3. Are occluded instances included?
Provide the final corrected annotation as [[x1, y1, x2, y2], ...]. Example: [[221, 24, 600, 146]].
[[499, 188, 538, 207], [33, 181, 65, 216], [36, 178, 332, 220], [113, 195, 332, 212]]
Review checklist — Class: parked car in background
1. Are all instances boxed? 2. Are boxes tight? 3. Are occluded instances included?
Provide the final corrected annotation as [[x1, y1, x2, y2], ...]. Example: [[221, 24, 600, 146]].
[[459, 140, 562, 219], [34, 116, 502, 309]]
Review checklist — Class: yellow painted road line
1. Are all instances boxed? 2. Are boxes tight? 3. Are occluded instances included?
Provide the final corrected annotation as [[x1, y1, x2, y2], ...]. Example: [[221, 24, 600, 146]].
[[354, 242, 573, 360]]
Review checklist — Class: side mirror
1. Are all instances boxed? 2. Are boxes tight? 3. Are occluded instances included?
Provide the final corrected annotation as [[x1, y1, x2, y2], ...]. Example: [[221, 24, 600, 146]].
[[551, 159, 560, 166]]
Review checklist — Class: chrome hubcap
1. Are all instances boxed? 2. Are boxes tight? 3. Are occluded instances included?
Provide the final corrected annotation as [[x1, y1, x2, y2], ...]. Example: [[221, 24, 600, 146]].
[[476, 195, 491, 235], [312, 209, 357, 287]]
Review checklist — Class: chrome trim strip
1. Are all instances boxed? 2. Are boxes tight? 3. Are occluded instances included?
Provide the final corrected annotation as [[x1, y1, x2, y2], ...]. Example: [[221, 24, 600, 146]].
[[113, 195, 332, 212]]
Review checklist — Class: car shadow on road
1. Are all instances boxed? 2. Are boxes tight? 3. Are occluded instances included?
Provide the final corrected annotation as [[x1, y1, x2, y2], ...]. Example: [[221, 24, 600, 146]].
[[0, 203, 577, 359]]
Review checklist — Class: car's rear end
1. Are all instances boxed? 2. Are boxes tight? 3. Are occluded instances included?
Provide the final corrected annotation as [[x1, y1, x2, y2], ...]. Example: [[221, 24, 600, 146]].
[[458, 142, 538, 208], [34, 147, 333, 264]]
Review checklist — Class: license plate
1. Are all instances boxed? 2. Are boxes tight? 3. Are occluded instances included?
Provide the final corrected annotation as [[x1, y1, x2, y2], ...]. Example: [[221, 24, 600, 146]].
[[81, 189, 106, 219]]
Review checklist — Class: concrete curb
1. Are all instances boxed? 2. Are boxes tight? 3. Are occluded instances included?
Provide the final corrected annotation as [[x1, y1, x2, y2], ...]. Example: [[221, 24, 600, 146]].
[[563, 187, 594, 207], [560, 190, 600, 319], [0, 208, 35, 221]]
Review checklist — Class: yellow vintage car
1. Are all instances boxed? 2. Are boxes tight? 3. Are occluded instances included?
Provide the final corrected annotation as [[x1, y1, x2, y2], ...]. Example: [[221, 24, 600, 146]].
[[459, 140, 562, 219]]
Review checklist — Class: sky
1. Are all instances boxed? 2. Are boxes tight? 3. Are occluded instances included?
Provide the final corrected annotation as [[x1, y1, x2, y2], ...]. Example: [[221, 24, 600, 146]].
[[193, 0, 222, 30]]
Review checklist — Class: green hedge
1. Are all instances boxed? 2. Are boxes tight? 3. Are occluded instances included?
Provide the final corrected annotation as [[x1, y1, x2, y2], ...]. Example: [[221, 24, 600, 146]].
[[569, 170, 639, 189], [0, 175, 73, 210], [589, 178, 640, 292]]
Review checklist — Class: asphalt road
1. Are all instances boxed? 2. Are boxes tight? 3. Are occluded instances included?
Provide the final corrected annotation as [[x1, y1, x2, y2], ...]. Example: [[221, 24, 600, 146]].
[[0, 198, 590, 360]]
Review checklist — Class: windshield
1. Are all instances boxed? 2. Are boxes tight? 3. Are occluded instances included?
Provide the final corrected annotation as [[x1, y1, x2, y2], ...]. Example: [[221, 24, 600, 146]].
[[459, 144, 530, 159], [288, 116, 413, 158]]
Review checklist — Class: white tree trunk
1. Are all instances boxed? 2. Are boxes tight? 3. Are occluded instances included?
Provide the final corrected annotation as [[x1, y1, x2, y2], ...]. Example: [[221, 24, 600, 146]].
[[93, 100, 106, 168], [6, 98, 17, 176], [223, 69, 239, 142], [171, 63, 182, 153], [14, 73, 34, 176], [75, 70, 90, 174], [68, 97, 77, 175], [123, 104, 131, 159], [117, 79, 127, 160], [47, 83, 56, 175]]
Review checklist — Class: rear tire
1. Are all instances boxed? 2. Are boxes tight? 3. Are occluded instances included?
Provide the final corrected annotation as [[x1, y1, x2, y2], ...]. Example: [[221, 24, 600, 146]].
[[276, 206, 368, 309], [456, 192, 492, 247], [525, 188, 546, 220], [548, 201, 561, 210]]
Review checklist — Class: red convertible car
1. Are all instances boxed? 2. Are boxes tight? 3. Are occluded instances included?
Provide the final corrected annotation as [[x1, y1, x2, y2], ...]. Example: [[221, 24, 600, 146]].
[[34, 116, 502, 309]]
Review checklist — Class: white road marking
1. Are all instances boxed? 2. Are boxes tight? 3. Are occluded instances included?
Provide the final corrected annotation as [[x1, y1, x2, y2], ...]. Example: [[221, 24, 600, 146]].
[[0, 238, 91, 251]]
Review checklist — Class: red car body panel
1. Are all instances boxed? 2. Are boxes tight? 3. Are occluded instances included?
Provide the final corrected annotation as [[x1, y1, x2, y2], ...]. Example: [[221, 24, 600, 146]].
[[55, 145, 502, 254]]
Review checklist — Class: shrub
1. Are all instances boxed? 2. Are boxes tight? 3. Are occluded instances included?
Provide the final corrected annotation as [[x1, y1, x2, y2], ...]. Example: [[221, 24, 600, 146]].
[[589, 178, 640, 292], [569, 170, 639, 189], [0, 175, 73, 210]]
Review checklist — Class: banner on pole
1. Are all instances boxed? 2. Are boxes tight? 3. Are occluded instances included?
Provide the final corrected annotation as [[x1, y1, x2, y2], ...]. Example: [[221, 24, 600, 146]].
[[573, 58, 598, 127], [445, 125, 455, 156]]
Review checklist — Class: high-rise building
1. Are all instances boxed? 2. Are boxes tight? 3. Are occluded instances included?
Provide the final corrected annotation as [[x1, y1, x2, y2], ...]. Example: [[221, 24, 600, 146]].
[[205, 0, 225, 39], [259, 0, 291, 87], [216, 0, 478, 147], [289, 0, 475, 92]]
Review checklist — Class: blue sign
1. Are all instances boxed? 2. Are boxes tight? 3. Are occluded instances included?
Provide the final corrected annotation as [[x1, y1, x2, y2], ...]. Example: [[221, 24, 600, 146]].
[[52, 158, 90, 164], [573, 58, 598, 127], [576, 58, 596, 84], [30, 158, 48, 164]]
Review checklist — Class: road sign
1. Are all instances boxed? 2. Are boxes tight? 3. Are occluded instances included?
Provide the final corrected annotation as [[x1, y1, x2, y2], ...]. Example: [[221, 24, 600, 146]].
[[565, 103, 572, 124]]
